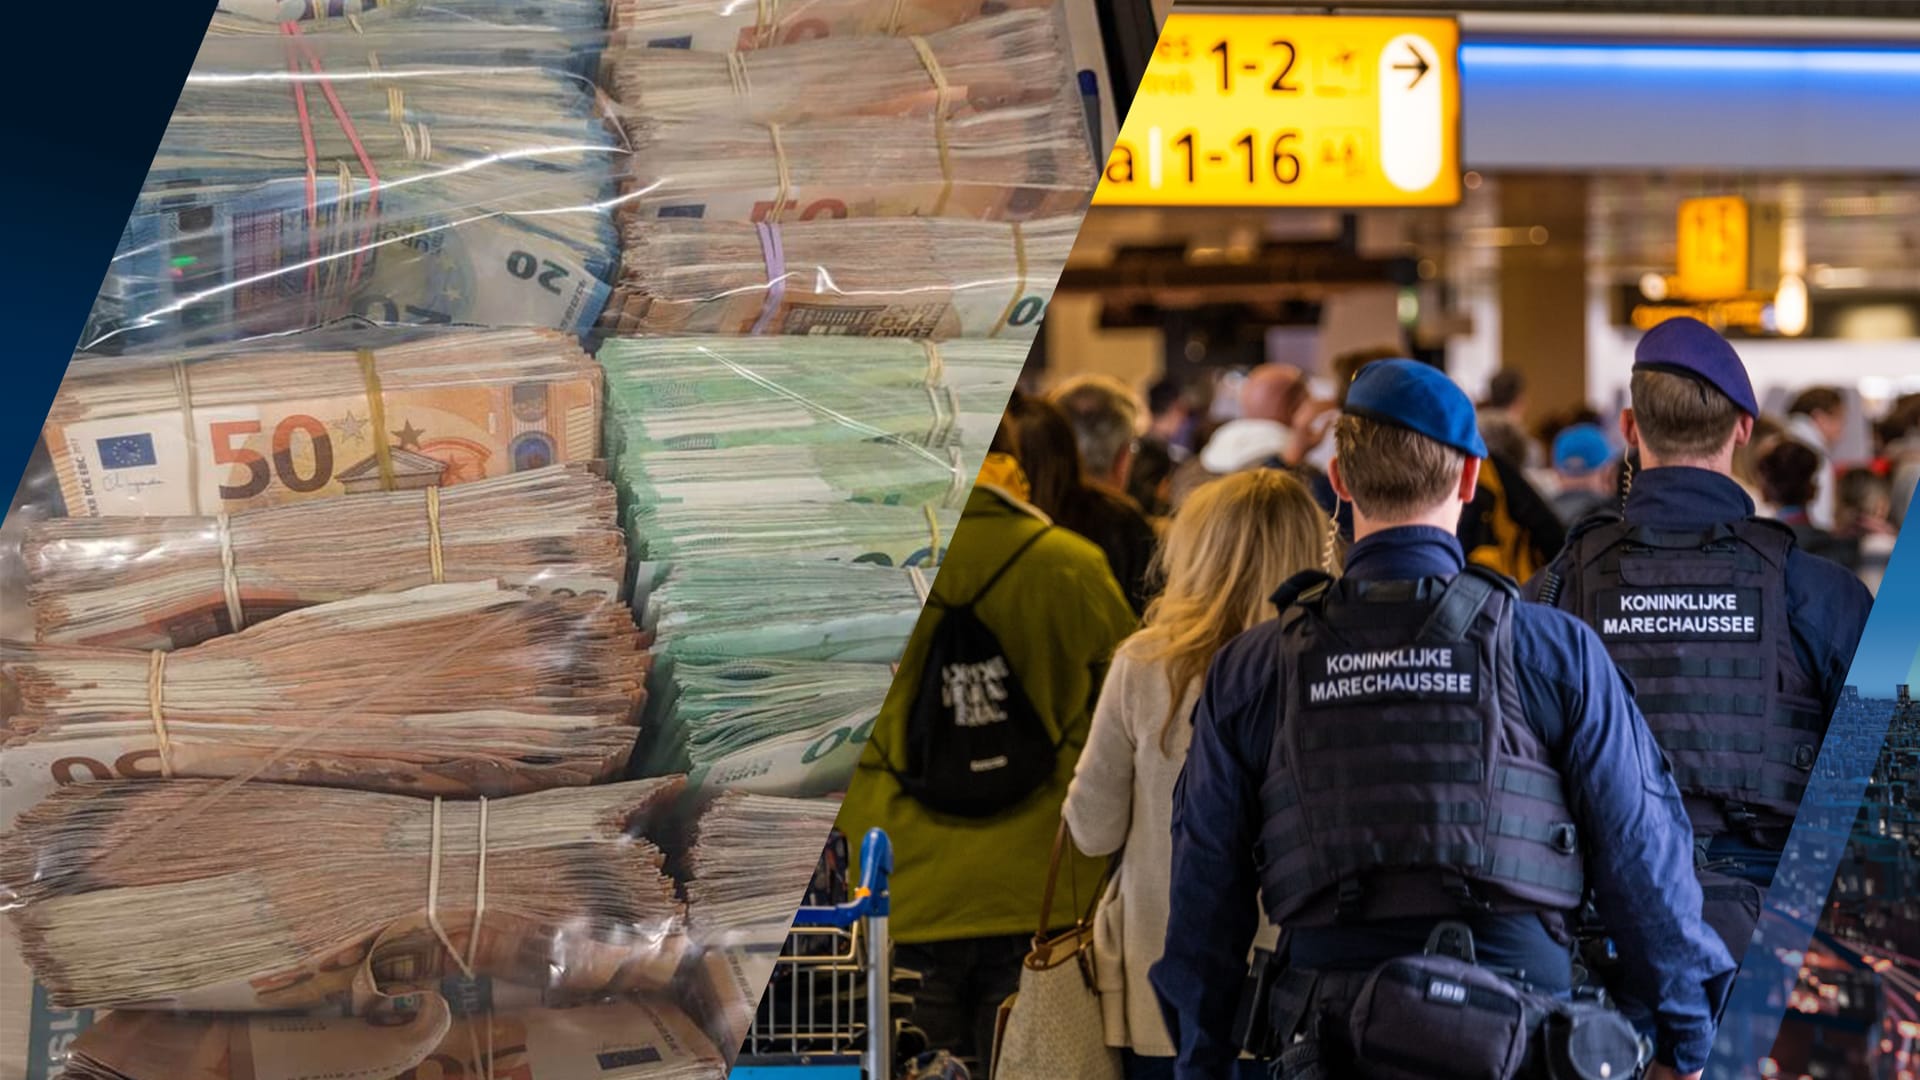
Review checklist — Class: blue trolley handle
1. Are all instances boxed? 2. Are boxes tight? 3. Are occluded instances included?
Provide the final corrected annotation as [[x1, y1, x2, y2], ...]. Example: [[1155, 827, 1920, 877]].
[[791, 828, 892, 929]]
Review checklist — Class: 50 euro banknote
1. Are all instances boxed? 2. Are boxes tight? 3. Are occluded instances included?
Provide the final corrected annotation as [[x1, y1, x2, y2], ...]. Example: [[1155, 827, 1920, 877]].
[[41, 330, 600, 517]]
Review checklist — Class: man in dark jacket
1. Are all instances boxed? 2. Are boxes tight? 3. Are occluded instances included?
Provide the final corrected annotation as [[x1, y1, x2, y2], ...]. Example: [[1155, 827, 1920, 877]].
[[1156, 360, 1732, 1080]]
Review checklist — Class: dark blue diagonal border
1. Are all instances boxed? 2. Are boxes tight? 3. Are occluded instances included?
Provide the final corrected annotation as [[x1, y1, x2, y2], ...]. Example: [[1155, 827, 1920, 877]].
[[1709, 528, 1920, 1076], [0, 3, 217, 497]]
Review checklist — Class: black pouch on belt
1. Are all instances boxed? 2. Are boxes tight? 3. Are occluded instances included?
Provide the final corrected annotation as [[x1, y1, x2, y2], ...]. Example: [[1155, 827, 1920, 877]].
[[1537, 1002, 1643, 1080], [1346, 952, 1534, 1080]]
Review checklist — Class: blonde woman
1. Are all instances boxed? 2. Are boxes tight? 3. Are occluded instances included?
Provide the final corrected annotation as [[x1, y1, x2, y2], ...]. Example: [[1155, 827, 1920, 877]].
[[1062, 469, 1335, 1080]]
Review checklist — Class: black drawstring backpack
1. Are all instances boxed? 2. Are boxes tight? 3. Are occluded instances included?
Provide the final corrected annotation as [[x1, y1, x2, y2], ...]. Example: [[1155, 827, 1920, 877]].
[[882, 527, 1060, 818]]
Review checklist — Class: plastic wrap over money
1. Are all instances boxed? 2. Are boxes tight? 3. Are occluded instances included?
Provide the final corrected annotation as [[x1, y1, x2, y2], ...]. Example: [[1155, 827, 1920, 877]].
[[603, 215, 1074, 336], [596, 335, 1023, 799], [0, 325, 847, 1079], [605, 0, 1058, 49], [82, 26, 625, 353]]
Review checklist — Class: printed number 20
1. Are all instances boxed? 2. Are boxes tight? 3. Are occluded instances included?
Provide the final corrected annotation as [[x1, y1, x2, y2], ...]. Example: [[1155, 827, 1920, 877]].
[[506, 250, 571, 295], [1007, 295, 1046, 327]]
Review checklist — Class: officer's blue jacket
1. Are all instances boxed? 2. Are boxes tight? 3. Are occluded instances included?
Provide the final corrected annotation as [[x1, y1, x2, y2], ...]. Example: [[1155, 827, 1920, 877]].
[[1151, 526, 1735, 1077], [1526, 465, 1872, 719], [1527, 464, 1873, 880]]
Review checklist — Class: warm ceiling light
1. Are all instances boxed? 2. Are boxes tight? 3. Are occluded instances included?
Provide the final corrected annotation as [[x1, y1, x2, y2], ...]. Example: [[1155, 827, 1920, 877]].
[[1775, 273, 1810, 337]]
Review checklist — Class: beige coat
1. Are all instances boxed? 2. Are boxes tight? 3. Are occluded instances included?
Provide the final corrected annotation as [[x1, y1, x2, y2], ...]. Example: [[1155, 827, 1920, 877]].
[[1062, 641, 1278, 1058]]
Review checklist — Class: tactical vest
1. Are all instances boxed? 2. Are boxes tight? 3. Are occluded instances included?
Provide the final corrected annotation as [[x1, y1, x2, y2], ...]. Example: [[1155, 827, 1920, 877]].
[[1257, 567, 1586, 929], [1557, 515, 1823, 838]]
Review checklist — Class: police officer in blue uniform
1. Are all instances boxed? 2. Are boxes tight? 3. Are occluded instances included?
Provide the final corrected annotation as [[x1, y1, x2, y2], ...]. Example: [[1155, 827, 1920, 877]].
[[1527, 318, 1872, 933], [1153, 361, 1733, 1080]]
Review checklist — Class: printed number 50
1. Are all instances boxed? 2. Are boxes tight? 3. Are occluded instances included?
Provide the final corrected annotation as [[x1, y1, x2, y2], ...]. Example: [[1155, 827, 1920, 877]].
[[212, 416, 334, 500]]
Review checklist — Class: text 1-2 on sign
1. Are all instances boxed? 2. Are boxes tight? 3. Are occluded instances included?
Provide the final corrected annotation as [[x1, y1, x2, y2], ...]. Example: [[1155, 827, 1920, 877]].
[[1093, 14, 1461, 208]]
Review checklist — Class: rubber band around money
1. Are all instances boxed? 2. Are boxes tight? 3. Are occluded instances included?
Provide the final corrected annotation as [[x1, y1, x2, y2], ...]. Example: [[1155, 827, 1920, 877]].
[[753, 0, 782, 49], [943, 446, 968, 508], [282, 22, 384, 290], [172, 362, 204, 515], [923, 504, 943, 565], [400, 121, 434, 162], [988, 222, 1030, 339], [282, 23, 325, 299], [907, 565, 932, 604], [425, 486, 446, 584], [765, 122, 792, 223], [919, 340, 945, 387], [425, 796, 489, 980], [147, 651, 175, 779], [727, 52, 753, 99], [357, 348, 400, 491], [216, 512, 248, 632], [885, 0, 909, 35], [908, 36, 955, 216], [750, 223, 787, 335]]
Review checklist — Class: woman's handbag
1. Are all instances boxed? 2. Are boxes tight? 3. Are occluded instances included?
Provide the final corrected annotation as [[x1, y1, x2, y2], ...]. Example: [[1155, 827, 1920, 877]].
[[989, 821, 1124, 1080]]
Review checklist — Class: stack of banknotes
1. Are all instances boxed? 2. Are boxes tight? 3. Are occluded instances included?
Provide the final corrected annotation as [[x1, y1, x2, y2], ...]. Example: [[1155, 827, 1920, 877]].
[[41, 329, 603, 517], [606, 0, 1058, 48], [0, 581, 649, 818], [25, 464, 625, 648], [603, 336, 1038, 797], [3, 1, 1099, 1074], [84, 24, 621, 352], [64, 997, 729, 1080], [587, 0, 1088, 809]]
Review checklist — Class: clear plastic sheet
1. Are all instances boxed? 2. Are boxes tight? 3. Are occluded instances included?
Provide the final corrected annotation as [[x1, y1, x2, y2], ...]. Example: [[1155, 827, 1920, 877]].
[[605, 0, 1058, 50], [602, 215, 1077, 336], [2, 0, 1096, 1074], [85, 29, 625, 353], [41, 327, 603, 518], [606, 9, 1081, 123], [622, 103, 1097, 224]]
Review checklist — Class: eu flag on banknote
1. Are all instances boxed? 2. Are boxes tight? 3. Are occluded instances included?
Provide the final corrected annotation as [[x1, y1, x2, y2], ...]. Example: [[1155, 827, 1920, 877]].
[[96, 434, 157, 469]]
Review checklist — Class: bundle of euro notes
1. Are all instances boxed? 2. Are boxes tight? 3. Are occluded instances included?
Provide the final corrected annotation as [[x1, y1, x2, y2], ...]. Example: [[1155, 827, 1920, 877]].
[[65, 996, 726, 1080], [85, 32, 621, 350], [41, 329, 601, 517], [0, 582, 646, 818], [607, 0, 1055, 49], [641, 561, 925, 665], [24, 464, 625, 649], [601, 335, 1023, 444], [213, 0, 610, 36], [606, 9, 1078, 123], [629, 502, 956, 580], [601, 215, 1075, 337], [0, 778, 687, 1010], [621, 103, 1094, 224], [685, 792, 845, 946], [645, 657, 892, 796]]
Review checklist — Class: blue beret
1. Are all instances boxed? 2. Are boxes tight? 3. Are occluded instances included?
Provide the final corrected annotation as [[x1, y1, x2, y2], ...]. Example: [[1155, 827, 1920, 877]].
[[1344, 359, 1488, 459], [1552, 424, 1613, 474], [1633, 317, 1758, 417]]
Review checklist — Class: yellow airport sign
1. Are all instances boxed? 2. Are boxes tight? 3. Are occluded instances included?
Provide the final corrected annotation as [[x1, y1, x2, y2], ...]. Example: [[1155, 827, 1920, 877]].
[[1674, 196, 1781, 301], [1094, 14, 1462, 208]]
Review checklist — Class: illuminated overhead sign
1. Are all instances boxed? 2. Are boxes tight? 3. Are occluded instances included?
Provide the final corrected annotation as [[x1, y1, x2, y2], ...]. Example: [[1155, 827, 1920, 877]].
[[1094, 14, 1461, 208], [1674, 196, 1782, 302]]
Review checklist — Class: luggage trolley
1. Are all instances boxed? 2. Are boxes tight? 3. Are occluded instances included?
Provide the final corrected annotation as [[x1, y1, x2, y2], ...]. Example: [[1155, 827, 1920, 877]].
[[733, 828, 894, 1080]]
